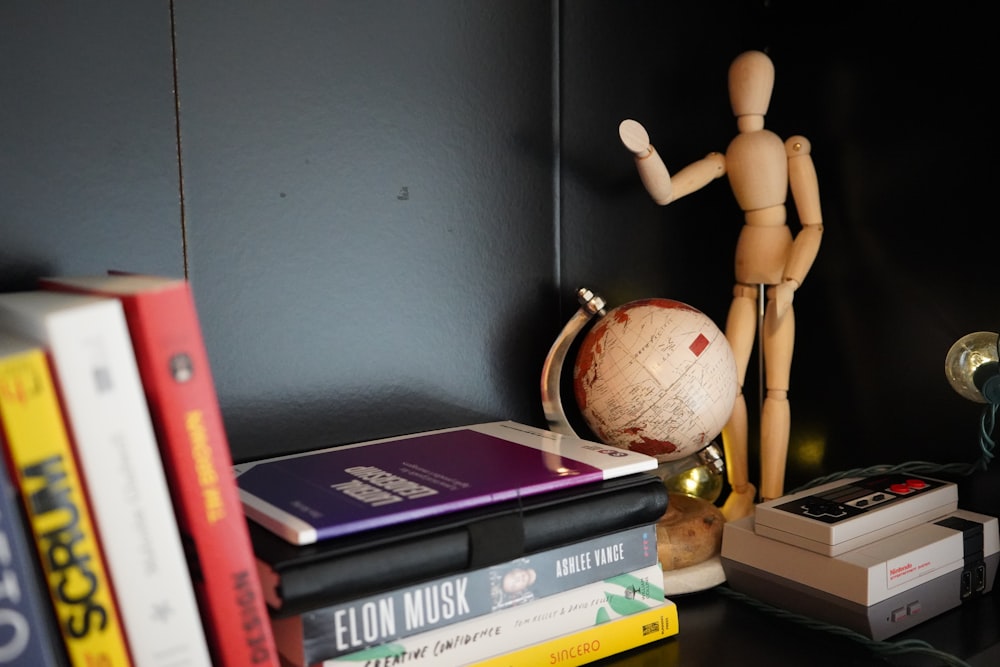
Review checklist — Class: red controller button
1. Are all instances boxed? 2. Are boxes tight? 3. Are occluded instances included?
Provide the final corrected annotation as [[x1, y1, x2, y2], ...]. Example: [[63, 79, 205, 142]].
[[906, 479, 928, 490], [890, 483, 912, 494]]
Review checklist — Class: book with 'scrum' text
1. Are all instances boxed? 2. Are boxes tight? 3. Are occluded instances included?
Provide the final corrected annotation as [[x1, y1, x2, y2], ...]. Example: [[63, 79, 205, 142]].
[[0, 331, 129, 666], [0, 290, 213, 666], [41, 272, 281, 667]]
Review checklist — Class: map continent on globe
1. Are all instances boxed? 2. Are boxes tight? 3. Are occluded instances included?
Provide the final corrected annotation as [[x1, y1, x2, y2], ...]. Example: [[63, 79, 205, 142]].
[[573, 298, 738, 462]]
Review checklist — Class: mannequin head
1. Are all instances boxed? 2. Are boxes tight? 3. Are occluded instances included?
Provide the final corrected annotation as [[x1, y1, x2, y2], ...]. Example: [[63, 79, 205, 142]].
[[729, 50, 774, 133]]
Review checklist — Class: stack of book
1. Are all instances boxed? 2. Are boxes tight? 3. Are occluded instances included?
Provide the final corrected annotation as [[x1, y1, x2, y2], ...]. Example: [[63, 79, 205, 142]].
[[0, 271, 680, 666], [0, 274, 281, 666], [235, 421, 680, 666]]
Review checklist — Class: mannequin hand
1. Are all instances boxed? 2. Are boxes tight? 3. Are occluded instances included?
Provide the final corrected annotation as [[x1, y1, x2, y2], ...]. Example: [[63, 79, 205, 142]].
[[619, 119, 674, 204], [773, 280, 797, 319]]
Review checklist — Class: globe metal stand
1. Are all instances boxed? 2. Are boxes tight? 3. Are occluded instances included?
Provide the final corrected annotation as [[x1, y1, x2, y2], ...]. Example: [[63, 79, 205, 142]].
[[540, 286, 733, 594], [541, 286, 727, 482]]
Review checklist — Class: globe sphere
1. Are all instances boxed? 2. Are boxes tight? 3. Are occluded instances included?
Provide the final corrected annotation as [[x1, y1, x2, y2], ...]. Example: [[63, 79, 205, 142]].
[[573, 298, 738, 462]]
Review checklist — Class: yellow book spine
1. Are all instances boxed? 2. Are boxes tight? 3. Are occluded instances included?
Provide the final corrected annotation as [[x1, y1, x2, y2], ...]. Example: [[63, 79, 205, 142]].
[[0, 346, 133, 666], [470, 599, 678, 667]]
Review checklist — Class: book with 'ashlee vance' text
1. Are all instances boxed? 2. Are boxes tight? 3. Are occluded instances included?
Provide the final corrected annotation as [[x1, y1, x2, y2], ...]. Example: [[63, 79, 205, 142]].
[[271, 522, 658, 664], [235, 421, 658, 546]]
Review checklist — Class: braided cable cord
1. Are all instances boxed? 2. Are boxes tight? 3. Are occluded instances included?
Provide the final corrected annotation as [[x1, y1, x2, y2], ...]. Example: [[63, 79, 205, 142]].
[[717, 403, 998, 667]]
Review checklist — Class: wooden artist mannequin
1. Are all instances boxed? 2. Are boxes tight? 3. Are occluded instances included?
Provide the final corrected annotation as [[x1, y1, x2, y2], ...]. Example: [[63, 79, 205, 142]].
[[619, 50, 823, 520]]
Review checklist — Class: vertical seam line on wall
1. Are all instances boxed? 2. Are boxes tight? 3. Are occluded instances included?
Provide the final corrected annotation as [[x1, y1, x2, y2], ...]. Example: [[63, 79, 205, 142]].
[[552, 0, 562, 298], [168, 0, 189, 279]]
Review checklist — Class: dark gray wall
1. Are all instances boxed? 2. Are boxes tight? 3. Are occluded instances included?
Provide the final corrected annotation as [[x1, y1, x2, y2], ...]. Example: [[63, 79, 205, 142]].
[[2, 1, 997, 510], [559, 1, 999, 506], [0, 1, 182, 282], [171, 1, 556, 459]]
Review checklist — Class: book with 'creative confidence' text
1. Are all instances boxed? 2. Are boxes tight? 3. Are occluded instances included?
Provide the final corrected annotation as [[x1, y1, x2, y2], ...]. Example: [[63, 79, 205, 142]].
[[273, 522, 657, 664], [314, 563, 668, 666]]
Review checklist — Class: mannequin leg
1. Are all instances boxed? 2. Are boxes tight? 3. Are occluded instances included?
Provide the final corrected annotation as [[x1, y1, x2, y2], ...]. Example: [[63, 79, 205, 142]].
[[721, 284, 757, 521], [760, 291, 795, 501]]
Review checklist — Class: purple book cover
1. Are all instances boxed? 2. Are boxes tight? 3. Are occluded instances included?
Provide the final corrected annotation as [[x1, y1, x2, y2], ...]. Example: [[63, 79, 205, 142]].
[[235, 421, 657, 545]]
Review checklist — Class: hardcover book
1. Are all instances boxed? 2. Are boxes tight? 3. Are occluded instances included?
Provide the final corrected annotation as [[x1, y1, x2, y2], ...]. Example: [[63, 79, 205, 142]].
[[0, 331, 130, 666], [235, 420, 658, 546], [307, 562, 667, 666], [470, 598, 678, 667], [273, 523, 657, 664], [0, 291, 213, 666], [41, 273, 281, 667], [249, 471, 669, 616], [0, 383, 71, 667]]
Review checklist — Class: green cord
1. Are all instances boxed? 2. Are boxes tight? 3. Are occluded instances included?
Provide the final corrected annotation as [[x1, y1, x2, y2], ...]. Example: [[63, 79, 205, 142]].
[[716, 586, 973, 667], [790, 402, 997, 494], [728, 401, 998, 666]]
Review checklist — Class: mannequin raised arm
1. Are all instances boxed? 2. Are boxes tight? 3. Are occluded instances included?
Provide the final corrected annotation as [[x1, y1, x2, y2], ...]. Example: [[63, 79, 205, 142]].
[[619, 119, 726, 205]]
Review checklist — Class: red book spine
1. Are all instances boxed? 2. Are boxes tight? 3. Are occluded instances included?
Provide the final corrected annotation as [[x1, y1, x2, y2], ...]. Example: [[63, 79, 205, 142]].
[[44, 276, 280, 667]]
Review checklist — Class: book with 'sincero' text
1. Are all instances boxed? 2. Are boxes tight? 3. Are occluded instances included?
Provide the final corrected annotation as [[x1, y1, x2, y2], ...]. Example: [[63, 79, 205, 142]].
[[235, 421, 658, 546], [310, 563, 669, 666], [469, 598, 678, 667]]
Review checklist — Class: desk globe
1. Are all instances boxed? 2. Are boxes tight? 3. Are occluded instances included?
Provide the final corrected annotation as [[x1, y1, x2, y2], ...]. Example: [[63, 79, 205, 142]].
[[573, 298, 737, 460], [543, 293, 738, 587], [570, 297, 737, 583]]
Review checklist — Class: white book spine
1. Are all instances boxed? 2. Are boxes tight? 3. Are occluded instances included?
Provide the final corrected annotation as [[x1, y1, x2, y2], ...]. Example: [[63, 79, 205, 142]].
[[0, 293, 213, 667], [312, 562, 666, 667]]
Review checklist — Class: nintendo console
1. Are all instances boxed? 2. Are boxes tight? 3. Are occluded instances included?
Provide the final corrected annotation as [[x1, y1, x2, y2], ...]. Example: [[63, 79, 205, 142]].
[[720, 474, 999, 640]]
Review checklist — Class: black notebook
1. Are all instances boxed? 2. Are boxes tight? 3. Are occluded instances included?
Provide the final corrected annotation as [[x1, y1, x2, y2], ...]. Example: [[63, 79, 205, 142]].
[[249, 471, 669, 616]]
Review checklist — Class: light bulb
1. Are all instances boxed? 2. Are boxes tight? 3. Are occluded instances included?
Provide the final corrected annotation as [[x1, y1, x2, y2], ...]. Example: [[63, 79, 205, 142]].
[[945, 331, 1000, 404]]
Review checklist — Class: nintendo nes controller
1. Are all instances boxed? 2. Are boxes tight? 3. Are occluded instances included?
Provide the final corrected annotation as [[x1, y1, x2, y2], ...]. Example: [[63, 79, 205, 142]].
[[753, 474, 959, 556]]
